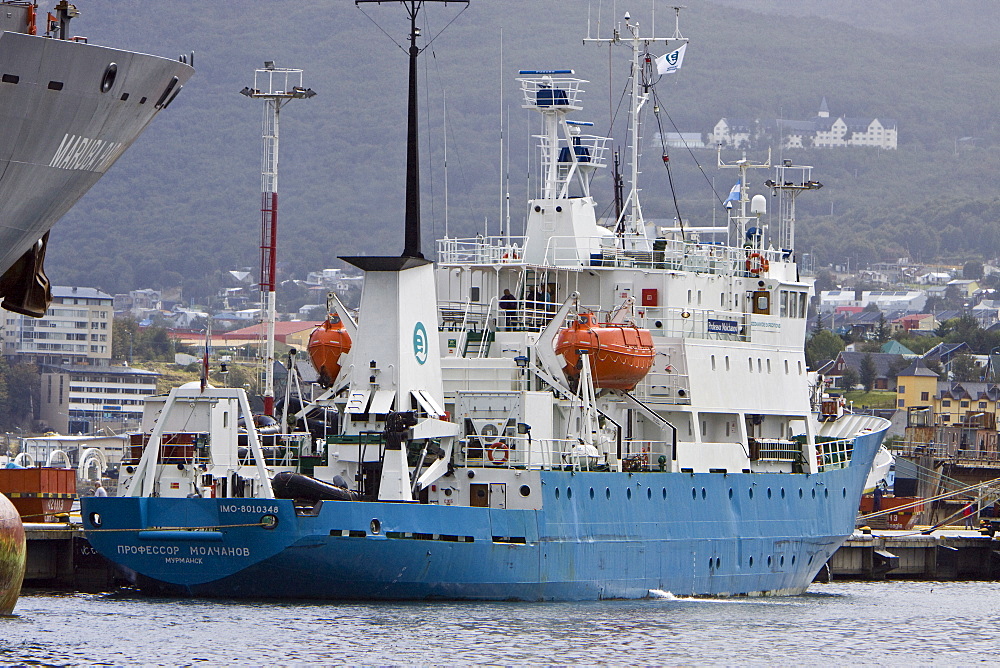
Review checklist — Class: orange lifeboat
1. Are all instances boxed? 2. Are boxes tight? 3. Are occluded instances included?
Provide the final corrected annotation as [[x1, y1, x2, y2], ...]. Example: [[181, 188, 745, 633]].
[[307, 314, 352, 387], [554, 313, 655, 390]]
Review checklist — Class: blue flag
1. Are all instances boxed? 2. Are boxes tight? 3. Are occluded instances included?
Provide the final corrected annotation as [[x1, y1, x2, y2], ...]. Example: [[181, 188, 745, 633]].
[[724, 181, 740, 208]]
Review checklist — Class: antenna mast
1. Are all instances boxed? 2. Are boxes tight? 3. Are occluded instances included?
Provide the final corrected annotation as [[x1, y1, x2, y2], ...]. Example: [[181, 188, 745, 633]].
[[357, 0, 469, 258], [584, 6, 687, 242], [240, 64, 316, 417]]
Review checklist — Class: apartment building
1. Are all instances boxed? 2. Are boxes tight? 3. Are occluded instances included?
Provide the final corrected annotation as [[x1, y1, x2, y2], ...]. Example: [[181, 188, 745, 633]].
[[1, 286, 113, 365]]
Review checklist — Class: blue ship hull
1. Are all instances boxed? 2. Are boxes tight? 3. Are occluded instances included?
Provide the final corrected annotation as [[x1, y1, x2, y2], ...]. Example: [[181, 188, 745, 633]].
[[82, 428, 885, 600]]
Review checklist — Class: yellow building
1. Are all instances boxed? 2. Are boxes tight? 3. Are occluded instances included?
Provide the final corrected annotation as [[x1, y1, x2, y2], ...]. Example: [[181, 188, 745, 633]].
[[897, 359, 999, 426]]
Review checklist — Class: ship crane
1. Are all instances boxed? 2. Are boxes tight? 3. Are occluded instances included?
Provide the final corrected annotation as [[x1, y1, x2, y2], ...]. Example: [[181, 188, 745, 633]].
[[240, 63, 315, 416]]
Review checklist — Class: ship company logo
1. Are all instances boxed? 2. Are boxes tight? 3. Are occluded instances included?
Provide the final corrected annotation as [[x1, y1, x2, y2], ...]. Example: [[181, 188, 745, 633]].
[[48, 133, 126, 172], [413, 321, 428, 365]]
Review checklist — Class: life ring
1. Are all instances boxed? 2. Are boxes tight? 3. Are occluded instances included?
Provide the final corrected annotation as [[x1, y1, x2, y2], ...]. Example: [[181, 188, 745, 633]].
[[487, 442, 509, 464], [745, 252, 769, 274]]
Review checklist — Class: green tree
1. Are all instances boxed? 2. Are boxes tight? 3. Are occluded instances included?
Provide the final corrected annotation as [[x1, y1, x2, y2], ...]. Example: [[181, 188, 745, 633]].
[[841, 367, 860, 391], [951, 353, 982, 382], [859, 353, 877, 391], [0, 361, 38, 431], [963, 260, 984, 280], [806, 329, 845, 368], [876, 313, 889, 342]]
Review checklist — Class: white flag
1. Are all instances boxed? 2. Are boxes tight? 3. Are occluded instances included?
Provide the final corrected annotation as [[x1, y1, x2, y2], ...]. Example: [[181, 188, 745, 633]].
[[656, 43, 687, 75]]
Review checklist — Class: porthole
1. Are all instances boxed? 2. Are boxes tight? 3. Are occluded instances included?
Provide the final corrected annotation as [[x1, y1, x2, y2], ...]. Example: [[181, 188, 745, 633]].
[[808, 555, 813, 564], [662, 488, 667, 500], [101, 62, 118, 93], [589, 487, 595, 499], [767, 487, 772, 499], [701, 487, 707, 500], [780, 556, 785, 567], [89, 512, 102, 527], [798, 489, 803, 499], [715, 557, 721, 569], [842, 487, 847, 498], [370, 518, 381, 535], [749, 488, 754, 499], [780, 488, 786, 499], [261, 514, 278, 530], [792, 555, 797, 565], [749, 556, 754, 567], [812, 489, 816, 499], [519, 485, 531, 497], [567, 487, 572, 500], [825, 488, 829, 498], [626, 488, 632, 500], [728, 488, 733, 499], [767, 556, 773, 567], [555, 488, 560, 499], [606, 487, 611, 500], [692, 488, 697, 499], [647, 488, 652, 500]]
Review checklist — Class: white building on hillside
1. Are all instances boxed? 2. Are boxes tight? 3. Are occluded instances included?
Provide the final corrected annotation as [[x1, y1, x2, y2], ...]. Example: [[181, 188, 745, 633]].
[[1, 286, 113, 366]]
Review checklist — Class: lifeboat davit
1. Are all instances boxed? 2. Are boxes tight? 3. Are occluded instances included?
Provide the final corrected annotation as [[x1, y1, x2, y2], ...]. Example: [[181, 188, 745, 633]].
[[554, 313, 655, 390], [307, 314, 352, 387]]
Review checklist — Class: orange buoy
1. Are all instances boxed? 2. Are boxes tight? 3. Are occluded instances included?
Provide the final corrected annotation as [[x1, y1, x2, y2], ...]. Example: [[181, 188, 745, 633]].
[[307, 314, 352, 387], [554, 313, 655, 390]]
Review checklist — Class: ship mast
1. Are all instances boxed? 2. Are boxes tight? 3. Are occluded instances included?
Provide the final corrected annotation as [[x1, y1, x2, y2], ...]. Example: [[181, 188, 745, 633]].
[[584, 7, 687, 243], [240, 64, 315, 417]]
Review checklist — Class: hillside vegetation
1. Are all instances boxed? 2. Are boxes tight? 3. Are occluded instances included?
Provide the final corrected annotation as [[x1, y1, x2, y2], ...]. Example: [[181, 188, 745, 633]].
[[43, 0, 999, 301]]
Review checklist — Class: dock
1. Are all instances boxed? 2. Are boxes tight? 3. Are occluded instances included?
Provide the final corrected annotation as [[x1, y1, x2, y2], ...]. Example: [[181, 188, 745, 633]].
[[828, 528, 1000, 581], [23, 522, 117, 591]]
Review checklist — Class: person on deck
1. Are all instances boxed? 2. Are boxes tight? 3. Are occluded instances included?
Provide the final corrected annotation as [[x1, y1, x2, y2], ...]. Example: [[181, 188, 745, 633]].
[[499, 289, 517, 330], [93, 481, 107, 497], [962, 502, 974, 529]]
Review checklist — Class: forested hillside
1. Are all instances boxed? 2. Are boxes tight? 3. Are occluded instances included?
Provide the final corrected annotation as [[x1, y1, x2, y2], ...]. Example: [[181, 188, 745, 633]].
[[43, 0, 999, 303]]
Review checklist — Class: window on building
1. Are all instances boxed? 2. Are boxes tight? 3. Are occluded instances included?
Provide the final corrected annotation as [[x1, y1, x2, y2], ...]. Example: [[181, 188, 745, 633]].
[[898, 385, 905, 394], [980, 402, 987, 409], [942, 414, 950, 422], [960, 401, 969, 408], [898, 399, 905, 408], [921, 392, 929, 401], [942, 399, 950, 407]]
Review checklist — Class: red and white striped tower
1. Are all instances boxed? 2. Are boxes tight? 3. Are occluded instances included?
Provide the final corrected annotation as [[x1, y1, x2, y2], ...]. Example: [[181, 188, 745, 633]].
[[240, 63, 315, 416]]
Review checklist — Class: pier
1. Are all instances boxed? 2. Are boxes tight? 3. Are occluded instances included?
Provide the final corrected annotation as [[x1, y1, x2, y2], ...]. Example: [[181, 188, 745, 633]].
[[23, 522, 116, 591], [828, 528, 1000, 580]]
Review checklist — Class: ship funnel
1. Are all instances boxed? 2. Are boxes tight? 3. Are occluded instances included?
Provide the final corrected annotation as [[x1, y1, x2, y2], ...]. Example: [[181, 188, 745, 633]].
[[751, 194, 767, 217]]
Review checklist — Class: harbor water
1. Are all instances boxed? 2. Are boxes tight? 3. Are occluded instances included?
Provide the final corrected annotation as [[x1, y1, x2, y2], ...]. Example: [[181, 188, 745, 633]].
[[2, 581, 998, 664]]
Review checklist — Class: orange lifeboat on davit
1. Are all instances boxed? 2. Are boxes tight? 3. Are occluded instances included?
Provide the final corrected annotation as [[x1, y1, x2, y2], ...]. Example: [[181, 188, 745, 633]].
[[554, 313, 655, 390], [308, 314, 352, 387]]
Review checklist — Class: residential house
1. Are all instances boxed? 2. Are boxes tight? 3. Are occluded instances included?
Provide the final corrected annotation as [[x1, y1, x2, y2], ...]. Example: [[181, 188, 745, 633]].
[[827, 351, 906, 390]]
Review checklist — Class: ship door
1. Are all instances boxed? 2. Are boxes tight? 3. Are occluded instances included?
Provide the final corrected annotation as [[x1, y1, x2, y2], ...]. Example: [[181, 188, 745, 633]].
[[489, 483, 507, 510], [751, 290, 771, 315], [470, 483, 489, 508]]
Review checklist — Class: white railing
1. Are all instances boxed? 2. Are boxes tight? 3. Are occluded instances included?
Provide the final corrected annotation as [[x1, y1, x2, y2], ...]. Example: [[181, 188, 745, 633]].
[[637, 307, 750, 342], [518, 76, 585, 109], [537, 133, 610, 170], [541, 235, 784, 277], [437, 236, 528, 265], [457, 435, 670, 471]]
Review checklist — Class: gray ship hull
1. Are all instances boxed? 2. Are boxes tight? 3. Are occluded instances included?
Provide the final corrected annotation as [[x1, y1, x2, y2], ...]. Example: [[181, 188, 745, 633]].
[[0, 30, 193, 290]]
